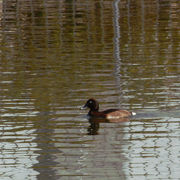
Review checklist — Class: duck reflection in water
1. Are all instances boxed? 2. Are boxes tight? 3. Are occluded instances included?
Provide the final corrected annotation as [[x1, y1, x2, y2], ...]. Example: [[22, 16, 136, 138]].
[[87, 116, 129, 135], [81, 98, 136, 135]]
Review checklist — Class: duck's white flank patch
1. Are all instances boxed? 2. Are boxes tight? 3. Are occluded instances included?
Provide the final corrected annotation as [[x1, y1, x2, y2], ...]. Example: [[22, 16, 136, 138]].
[[107, 115, 117, 119]]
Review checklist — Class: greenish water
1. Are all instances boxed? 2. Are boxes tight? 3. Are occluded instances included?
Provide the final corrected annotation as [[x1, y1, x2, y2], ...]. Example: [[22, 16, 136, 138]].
[[0, 0, 179, 179]]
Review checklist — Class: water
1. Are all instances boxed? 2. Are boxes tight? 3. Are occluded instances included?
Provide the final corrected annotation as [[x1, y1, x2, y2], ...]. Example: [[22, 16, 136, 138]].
[[0, 0, 180, 179]]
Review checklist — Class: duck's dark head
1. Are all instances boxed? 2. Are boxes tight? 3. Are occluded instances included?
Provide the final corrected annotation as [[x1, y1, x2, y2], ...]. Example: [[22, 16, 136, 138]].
[[81, 98, 99, 111]]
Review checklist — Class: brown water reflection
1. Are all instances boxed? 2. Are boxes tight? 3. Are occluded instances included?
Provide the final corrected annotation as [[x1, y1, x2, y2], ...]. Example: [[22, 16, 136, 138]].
[[0, 0, 180, 179]]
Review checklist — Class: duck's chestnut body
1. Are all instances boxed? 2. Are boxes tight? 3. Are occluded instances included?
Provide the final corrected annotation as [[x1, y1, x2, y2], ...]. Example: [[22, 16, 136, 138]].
[[81, 98, 136, 119]]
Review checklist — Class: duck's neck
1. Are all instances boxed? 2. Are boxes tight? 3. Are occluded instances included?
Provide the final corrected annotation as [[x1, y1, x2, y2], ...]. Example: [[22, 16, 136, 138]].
[[88, 109, 99, 115]]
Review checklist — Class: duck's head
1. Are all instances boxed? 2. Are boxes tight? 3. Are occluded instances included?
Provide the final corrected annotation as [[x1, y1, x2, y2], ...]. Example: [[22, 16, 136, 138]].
[[81, 98, 99, 111]]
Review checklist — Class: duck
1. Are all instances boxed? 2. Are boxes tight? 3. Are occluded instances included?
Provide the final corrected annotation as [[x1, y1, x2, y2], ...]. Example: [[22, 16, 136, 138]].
[[81, 98, 136, 119]]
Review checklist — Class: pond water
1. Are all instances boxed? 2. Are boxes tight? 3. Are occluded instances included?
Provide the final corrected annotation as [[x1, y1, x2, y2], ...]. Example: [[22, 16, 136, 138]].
[[0, 0, 180, 179]]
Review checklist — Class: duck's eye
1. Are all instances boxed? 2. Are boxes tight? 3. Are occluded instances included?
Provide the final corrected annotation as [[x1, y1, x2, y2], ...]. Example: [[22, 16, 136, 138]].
[[89, 101, 92, 104]]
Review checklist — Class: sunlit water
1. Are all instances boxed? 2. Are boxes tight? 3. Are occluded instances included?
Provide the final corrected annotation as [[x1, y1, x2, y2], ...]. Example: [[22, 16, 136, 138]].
[[0, 0, 180, 180]]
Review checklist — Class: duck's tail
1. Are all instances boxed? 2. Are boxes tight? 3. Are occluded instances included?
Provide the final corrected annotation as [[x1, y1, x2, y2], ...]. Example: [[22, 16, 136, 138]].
[[131, 112, 136, 116]]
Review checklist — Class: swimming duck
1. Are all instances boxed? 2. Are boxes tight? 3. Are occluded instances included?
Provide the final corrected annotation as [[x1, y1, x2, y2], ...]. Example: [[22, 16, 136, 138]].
[[81, 98, 136, 119]]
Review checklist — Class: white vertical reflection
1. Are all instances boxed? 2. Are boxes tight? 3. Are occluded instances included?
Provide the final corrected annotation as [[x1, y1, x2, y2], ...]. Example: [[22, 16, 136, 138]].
[[113, 0, 122, 107], [113, 0, 121, 62]]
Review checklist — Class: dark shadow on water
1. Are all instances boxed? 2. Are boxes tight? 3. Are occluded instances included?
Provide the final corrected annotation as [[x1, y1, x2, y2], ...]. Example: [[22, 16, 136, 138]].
[[87, 116, 129, 135], [32, 113, 62, 180], [87, 120, 100, 135]]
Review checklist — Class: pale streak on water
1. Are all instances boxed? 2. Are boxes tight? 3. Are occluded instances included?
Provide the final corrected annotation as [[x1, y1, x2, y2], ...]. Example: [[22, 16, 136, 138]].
[[0, 0, 180, 180]]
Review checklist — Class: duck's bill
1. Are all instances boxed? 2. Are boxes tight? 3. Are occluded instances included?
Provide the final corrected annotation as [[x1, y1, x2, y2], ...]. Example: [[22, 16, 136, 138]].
[[80, 105, 87, 110]]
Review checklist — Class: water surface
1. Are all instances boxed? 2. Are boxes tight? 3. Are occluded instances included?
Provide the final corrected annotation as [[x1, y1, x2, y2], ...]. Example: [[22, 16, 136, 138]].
[[0, 0, 180, 179]]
